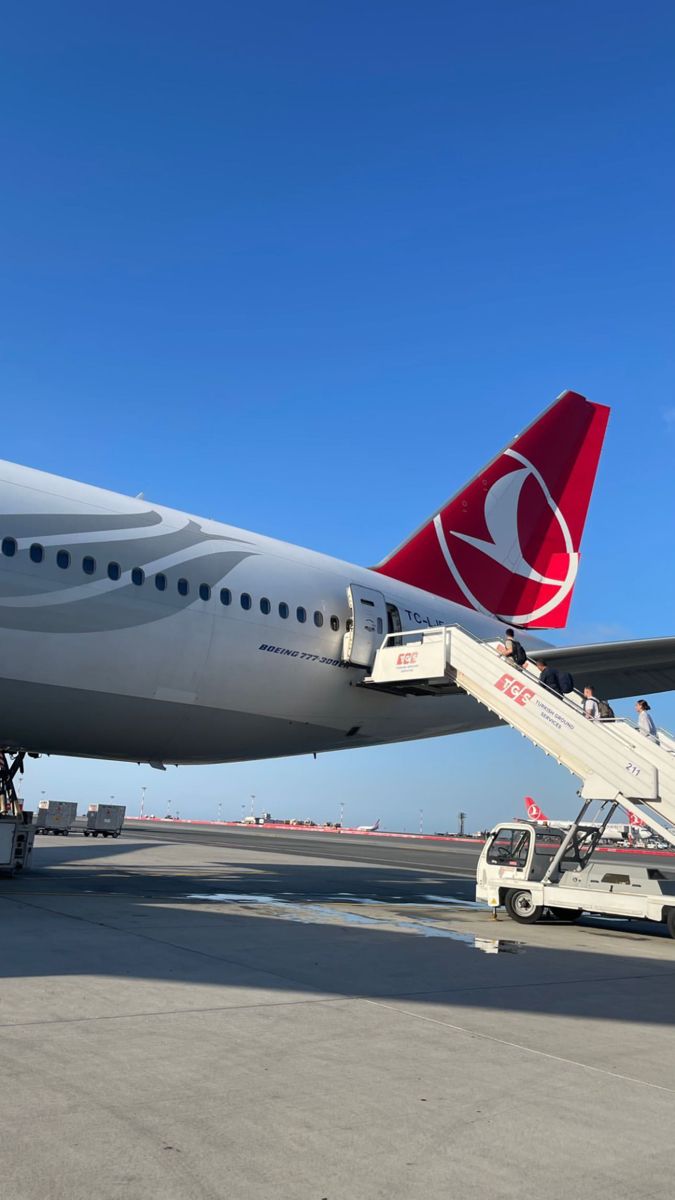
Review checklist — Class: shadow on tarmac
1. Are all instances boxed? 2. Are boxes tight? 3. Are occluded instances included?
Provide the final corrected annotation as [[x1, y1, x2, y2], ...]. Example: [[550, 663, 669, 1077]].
[[2, 837, 675, 1029]]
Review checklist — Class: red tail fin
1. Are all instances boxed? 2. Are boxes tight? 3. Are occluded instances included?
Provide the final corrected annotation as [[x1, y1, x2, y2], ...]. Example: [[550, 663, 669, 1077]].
[[375, 391, 609, 628], [627, 809, 646, 828], [525, 797, 548, 822]]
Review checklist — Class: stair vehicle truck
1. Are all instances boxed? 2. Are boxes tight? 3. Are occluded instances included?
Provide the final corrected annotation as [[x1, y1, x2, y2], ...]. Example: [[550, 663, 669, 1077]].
[[364, 624, 675, 938], [35, 800, 77, 836], [476, 815, 675, 937], [84, 803, 126, 838]]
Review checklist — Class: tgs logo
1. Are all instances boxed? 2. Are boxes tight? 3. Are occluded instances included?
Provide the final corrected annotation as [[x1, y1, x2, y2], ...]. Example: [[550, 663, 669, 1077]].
[[396, 651, 419, 667], [495, 673, 534, 707]]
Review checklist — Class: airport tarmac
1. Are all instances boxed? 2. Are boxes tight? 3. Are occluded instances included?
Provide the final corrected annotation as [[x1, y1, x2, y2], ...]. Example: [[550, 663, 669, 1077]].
[[2, 827, 675, 1200]]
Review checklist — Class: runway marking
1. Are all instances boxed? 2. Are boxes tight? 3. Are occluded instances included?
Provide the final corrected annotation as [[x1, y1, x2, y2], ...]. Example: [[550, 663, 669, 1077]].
[[0, 995, 347, 1031], [362, 998, 675, 1095]]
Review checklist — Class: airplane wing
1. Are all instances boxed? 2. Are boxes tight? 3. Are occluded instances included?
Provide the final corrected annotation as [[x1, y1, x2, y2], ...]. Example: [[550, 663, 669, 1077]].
[[528, 637, 675, 700]]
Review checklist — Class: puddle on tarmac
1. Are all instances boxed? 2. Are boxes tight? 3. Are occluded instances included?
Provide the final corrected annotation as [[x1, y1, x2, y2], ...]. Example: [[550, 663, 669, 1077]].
[[185, 893, 524, 954]]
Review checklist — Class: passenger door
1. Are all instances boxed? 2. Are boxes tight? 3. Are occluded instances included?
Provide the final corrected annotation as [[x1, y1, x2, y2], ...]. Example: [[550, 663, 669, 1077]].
[[342, 585, 388, 668]]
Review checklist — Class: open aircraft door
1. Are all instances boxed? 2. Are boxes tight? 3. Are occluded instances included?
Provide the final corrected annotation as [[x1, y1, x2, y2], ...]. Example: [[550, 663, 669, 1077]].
[[342, 585, 388, 668]]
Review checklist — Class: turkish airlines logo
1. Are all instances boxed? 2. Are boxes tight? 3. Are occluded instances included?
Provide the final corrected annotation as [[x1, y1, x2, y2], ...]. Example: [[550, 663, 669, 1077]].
[[495, 673, 534, 707], [396, 651, 418, 667], [526, 799, 544, 820], [433, 449, 579, 625]]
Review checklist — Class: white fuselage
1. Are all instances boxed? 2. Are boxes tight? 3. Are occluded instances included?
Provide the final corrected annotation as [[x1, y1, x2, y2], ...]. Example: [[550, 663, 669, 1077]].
[[0, 460, 536, 764]]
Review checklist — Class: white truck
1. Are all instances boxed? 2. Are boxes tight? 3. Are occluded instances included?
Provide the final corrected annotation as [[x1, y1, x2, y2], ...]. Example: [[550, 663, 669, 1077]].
[[476, 804, 675, 938], [84, 803, 126, 838], [35, 800, 78, 836]]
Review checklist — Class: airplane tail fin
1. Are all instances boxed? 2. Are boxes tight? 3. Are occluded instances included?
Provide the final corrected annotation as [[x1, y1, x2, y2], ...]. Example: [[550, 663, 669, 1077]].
[[525, 797, 548, 822], [374, 390, 609, 629], [627, 809, 646, 828]]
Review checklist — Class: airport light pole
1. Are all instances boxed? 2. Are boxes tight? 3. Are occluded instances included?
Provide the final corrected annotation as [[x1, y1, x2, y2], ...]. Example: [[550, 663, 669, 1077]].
[[140, 786, 146, 819], [339, 800, 345, 830], [419, 808, 424, 835], [217, 800, 222, 823], [241, 802, 246, 823], [250, 794, 255, 817]]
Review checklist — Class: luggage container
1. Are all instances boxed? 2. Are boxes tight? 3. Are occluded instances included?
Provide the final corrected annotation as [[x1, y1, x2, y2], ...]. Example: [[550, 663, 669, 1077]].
[[35, 800, 78, 836], [84, 803, 126, 838]]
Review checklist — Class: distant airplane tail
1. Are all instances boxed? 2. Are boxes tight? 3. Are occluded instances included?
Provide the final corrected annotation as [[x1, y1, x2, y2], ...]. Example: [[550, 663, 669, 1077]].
[[525, 797, 548, 822], [375, 390, 609, 629], [627, 809, 646, 828]]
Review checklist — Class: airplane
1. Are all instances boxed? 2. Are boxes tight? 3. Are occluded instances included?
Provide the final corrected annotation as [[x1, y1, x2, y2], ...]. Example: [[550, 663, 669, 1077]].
[[523, 797, 643, 843], [0, 390, 674, 785], [356, 820, 381, 832]]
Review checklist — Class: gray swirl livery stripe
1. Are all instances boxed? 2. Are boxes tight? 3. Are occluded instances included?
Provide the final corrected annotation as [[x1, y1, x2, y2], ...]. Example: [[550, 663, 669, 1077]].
[[8, 519, 251, 566], [1, 511, 164, 537], [0, 550, 254, 632]]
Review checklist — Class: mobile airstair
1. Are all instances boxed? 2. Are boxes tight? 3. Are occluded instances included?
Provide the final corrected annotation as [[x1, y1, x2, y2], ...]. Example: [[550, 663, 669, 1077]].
[[363, 625, 675, 847], [0, 752, 35, 873]]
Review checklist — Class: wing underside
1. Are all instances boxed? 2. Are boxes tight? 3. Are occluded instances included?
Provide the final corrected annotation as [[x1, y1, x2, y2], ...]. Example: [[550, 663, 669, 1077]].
[[528, 637, 675, 700]]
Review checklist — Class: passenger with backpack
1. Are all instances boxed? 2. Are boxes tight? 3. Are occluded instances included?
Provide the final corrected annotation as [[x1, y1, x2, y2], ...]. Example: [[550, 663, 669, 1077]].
[[583, 685, 601, 722], [498, 628, 528, 668], [536, 660, 563, 697], [557, 670, 576, 695]]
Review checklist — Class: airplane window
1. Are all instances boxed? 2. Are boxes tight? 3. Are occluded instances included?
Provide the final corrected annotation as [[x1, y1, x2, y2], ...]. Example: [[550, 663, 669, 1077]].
[[330, 615, 340, 632], [279, 602, 289, 619], [199, 583, 211, 601], [155, 573, 167, 591], [29, 543, 44, 563], [131, 567, 145, 586], [82, 555, 96, 576], [314, 611, 324, 628], [220, 588, 232, 606], [2, 537, 17, 557], [56, 549, 70, 569], [241, 592, 252, 610], [107, 562, 121, 581], [376, 617, 383, 634], [260, 597, 271, 615], [297, 606, 307, 623], [177, 578, 189, 596]]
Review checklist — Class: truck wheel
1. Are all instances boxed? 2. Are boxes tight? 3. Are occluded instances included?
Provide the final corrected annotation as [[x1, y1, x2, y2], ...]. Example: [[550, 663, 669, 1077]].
[[666, 910, 675, 939], [549, 907, 582, 923], [505, 889, 544, 924]]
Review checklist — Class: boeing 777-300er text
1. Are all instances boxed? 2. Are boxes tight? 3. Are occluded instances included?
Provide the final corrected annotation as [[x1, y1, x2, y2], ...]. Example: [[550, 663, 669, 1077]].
[[0, 390, 674, 772]]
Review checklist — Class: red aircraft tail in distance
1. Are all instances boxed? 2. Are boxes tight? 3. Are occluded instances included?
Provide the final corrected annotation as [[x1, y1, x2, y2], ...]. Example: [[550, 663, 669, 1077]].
[[375, 391, 610, 629], [524, 797, 549, 822]]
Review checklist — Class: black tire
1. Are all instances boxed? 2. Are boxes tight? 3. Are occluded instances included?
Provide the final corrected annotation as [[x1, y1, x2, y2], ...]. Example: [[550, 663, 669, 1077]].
[[504, 889, 544, 924], [84, 831, 89, 837], [549, 907, 582, 923], [666, 909, 675, 939]]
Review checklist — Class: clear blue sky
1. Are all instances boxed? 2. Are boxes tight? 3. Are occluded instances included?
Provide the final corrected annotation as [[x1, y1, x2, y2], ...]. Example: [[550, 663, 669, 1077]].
[[2, 2, 674, 829]]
